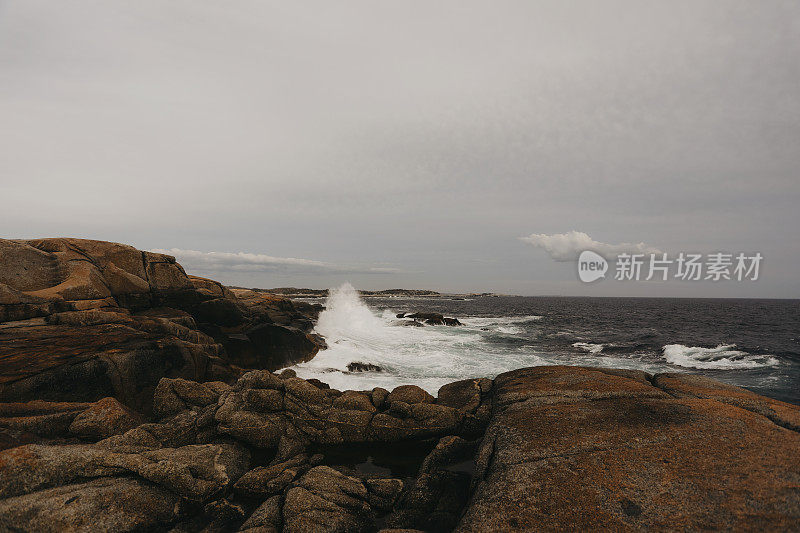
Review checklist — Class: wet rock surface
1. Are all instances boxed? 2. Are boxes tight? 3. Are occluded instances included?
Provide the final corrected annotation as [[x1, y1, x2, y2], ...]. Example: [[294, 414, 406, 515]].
[[347, 361, 383, 373], [396, 312, 462, 326]]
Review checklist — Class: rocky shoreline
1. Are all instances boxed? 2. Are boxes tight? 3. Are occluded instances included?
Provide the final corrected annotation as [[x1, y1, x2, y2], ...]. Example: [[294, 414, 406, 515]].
[[1, 238, 799, 531]]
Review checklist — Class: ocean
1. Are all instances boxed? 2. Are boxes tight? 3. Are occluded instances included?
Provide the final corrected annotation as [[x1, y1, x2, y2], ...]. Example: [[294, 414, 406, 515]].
[[290, 284, 800, 405]]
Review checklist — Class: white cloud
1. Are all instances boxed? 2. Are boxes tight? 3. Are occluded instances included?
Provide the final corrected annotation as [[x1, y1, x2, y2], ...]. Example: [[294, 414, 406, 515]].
[[519, 231, 661, 261], [151, 248, 401, 275]]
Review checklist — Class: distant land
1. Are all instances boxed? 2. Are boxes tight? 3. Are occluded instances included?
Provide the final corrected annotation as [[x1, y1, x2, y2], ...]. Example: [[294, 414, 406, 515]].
[[229, 286, 501, 299]]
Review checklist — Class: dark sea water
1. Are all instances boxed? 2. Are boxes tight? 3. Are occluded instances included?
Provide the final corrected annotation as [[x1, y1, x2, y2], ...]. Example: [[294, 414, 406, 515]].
[[291, 285, 800, 405]]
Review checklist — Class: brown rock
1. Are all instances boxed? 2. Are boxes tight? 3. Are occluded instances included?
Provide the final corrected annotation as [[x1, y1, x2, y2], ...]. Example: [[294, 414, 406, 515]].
[[0, 400, 91, 444], [371, 387, 389, 410], [243, 324, 322, 370], [26, 261, 112, 301], [0, 441, 250, 502], [68, 397, 145, 440], [143, 252, 194, 291], [240, 495, 283, 532], [652, 372, 800, 431], [0, 477, 184, 532], [365, 478, 404, 511], [436, 378, 490, 412], [101, 261, 150, 296], [153, 377, 223, 418], [456, 366, 800, 532], [387, 385, 435, 405], [0, 283, 68, 322], [46, 309, 129, 327], [0, 318, 227, 413], [332, 391, 376, 412], [24, 238, 147, 280], [188, 275, 235, 299], [386, 470, 470, 532], [282, 466, 371, 533], [234, 455, 309, 497], [203, 498, 247, 531]]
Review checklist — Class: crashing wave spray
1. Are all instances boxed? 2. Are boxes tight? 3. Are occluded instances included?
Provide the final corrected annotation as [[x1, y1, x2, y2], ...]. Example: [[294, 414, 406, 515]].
[[292, 282, 540, 392], [313, 282, 386, 343]]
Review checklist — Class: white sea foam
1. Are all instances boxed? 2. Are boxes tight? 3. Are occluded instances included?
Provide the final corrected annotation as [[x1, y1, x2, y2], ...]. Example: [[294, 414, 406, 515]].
[[290, 283, 544, 393], [289, 284, 781, 394], [497, 326, 523, 335], [460, 315, 543, 327], [662, 344, 779, 370], [573, 342, 604, 354]]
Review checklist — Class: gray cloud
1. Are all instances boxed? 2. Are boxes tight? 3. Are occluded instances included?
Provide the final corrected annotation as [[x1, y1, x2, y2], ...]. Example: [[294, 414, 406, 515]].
[[0, 1, 798, 296], [520, 231, 661, 261], [153, 248, 402, 275]]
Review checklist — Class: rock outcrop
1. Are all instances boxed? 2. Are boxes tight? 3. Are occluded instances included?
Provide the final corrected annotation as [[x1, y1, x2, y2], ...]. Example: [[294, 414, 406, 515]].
[[0, 365, 796, 531], [0, 238, 323, 413], [0, 366, 491, 532], [1, 238, 799, 532], [396, 312, 462, 326], [457, 366, 800, 532]]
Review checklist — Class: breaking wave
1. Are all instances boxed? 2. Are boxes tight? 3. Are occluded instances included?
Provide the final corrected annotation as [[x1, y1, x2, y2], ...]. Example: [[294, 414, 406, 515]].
[[290, 283, 543, 393], [662, 344, 779, 370], [573, 342, 604, 354], [288, 285, 793, 399]]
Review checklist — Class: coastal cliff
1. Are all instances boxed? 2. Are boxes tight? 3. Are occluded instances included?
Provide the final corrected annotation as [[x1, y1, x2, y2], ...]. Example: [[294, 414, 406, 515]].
[[0, 238, 798, 531], [0, 238, 323, 414]]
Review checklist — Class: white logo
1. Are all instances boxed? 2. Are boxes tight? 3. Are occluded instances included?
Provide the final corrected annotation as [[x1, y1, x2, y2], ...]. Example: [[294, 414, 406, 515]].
[[578, 250, 608, 283]]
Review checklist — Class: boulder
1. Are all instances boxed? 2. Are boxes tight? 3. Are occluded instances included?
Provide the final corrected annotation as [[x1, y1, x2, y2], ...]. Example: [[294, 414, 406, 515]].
[[234, 455, 310, 498], [143, 252, 194, 292], [101, 262, 150, 296], [243, 324, 322, 370], [387, 385, 435, 405], [282, 466, 372, 533], [418, 435, 476, 475], [0, 400, 91, 446], [0, 441, 250, 502], [194, 298, 247, 327], [153, 377, 226, 418], [332, 391, 376, 412], [189, 275, 235, 299], [202, 499, 247, 532], [399, 312, 461, 326], [0, 317, 229, 414], [436, 378, 490, 412], [0, 477, 184, 532], [456, 366, 800, 532], [385, 470, 470, 532], [68, 397, 145, 440], [436, 378, 492, 435], [371, 387, 389, 410], [346, 361, 383, 372], [240, 495, 283, 532]]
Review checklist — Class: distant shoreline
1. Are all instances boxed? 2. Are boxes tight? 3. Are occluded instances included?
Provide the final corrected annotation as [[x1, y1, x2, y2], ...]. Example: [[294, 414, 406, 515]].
[[228, 286, 504, 299]]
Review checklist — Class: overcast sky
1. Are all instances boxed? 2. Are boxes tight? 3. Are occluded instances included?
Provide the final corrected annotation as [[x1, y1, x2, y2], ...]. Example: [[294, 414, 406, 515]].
[[1, 1, 798, 297]]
